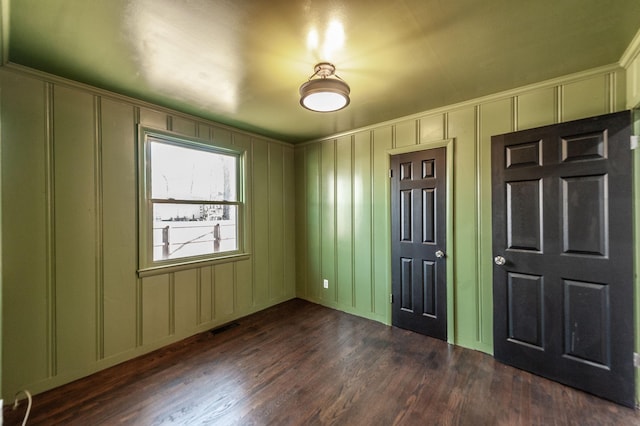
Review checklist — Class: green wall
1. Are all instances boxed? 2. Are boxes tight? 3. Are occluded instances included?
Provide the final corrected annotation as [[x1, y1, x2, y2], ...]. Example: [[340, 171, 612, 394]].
[[1, 51, 639, 402], [295, 66, 629, 354], [0, 66, 296, 399]]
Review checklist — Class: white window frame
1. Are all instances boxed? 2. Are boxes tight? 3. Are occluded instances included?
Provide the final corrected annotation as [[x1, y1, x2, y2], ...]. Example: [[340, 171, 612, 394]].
[[137, 127, 247, 276]]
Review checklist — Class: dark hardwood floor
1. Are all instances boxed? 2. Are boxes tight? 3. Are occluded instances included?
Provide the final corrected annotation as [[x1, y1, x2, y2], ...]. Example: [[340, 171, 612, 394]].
[[4, 299, 639, 425]]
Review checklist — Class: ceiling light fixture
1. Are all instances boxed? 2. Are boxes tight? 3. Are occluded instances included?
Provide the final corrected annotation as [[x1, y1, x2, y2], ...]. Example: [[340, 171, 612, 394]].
[[299, 62, 350, 112]]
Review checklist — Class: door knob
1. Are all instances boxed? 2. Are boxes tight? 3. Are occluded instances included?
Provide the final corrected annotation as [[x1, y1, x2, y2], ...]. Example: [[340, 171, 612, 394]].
[[435, 250, 445, 258], [494, 255, 506, 266]]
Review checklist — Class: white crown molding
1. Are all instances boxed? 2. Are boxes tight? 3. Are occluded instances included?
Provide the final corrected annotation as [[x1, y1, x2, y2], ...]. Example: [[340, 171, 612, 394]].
[[621, 27, 640, 68]]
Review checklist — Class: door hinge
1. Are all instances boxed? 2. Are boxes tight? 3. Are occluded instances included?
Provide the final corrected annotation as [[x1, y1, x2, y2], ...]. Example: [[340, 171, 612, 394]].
[[631, 135, 639, 150], [634, 352, 640, 368], [389, 169, 393, 178], [390, 293, 394, 304]]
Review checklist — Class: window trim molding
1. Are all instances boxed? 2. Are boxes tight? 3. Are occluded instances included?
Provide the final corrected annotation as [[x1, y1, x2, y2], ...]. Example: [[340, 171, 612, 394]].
[[136, 126, 248, 276]]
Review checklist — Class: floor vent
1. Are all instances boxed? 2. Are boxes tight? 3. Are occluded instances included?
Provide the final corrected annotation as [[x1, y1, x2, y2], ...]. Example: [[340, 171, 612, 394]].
[[210, 322, 239, 335]]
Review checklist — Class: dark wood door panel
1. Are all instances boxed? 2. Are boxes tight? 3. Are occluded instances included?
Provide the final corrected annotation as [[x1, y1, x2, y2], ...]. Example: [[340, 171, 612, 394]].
[[492, 111, 634, 407], [392, 147, 446, 340]]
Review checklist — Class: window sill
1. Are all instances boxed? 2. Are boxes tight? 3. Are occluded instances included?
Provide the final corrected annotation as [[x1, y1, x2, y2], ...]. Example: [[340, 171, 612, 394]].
[[137, 253, 251, 278]]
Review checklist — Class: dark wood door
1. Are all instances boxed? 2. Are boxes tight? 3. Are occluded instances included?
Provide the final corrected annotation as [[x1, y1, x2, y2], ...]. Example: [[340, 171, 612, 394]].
[[491, 111, 634, 407], [391, 148, 446, 340]]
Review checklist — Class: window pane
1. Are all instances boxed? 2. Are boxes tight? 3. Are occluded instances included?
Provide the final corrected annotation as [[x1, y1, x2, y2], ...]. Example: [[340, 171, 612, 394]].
[[152, 203, 238, 261], [150, 140, 237, 201]]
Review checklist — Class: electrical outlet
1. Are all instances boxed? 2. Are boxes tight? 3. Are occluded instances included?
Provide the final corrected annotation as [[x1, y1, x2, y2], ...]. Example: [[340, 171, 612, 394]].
[[323, 279, 329, 289]]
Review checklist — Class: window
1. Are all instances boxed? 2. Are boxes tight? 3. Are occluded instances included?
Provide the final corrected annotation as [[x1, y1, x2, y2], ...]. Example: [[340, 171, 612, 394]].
[[138, 128, 245, 274]]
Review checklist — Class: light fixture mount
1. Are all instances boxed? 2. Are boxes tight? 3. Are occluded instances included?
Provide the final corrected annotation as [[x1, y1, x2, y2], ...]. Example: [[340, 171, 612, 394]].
[[313, 62, 337, 78], [299, 62, 350, 112]]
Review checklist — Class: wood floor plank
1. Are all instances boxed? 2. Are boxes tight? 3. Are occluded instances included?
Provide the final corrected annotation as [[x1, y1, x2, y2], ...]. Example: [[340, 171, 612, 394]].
[[4, 299, 639, 425]]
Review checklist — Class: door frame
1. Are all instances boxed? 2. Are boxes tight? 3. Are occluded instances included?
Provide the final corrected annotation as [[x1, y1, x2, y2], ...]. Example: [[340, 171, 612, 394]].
[[386, 138, 456, 343]]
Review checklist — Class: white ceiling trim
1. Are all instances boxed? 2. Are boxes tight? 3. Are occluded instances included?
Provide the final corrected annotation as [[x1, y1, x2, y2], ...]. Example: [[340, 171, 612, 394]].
[[621, 27, 640, 68]]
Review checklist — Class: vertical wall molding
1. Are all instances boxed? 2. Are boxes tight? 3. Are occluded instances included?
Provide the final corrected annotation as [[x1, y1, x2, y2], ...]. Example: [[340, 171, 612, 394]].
[[557, 85, 564, 123], [350, 135, 356, 308], [44, 81, 57, 377], [318, 143, 323, 300], [250, 140, 256, 306], [443, 113, 449, 139], [331, 139, 341, 304], [281, 147, 287, 299], [93, 95, 105, 361], [196, 267, 203, 324], [474, 105, 482, 343], [169, 273, 175, 335], [214, 266, 218, 321], [266, 144, 272, 299], [369, 131, 375, 313], [134, 106, 143, 348], [607, 72, 616, 112]]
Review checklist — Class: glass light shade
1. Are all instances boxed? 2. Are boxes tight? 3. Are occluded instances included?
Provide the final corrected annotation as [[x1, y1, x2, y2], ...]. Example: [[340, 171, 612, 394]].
[[299, 78, 350, 112]]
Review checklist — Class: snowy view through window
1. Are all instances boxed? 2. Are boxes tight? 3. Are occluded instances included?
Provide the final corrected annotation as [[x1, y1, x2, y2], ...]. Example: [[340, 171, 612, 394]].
[[150, 140, 238, 261]]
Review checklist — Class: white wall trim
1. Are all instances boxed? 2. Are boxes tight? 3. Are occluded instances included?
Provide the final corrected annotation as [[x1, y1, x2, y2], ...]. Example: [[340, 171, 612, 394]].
[[621, 27, 640, 69]]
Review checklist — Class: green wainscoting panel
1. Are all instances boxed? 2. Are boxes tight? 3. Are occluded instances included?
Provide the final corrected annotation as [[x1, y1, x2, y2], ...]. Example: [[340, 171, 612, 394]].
[[197, 123, 211, 140], [213, 126, 233, 145], [353, 131, 373, 314], [372, 128, 392, 320], [199, 266, 213, 323], [420, 114, 445, 143], [139, 107, 168, 130], [141, 274, 171, 345], [446, 106, 480, 348], [562, 74, 609, 121], [268, 143, 285, 301], [235, 259, 254, 312], [174, 269, 199, 335], [101, 98, 137, 359], [1, 72, 50, 393], [283, 146, 296, 300], [517, 88, 556, 130], [321, 140, 336, 303], [305, 144, 321, 301], [336, 136, 354, 308], [394, 120, 417, 148], [294, 148, 308, 298], [478, 99, 513, 353], [214, 262, 234, 319], [53, 85, 98, 374], [171, 116, 197, 137], [252, 140, 270, 304]]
